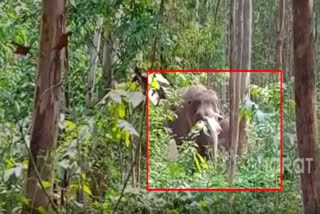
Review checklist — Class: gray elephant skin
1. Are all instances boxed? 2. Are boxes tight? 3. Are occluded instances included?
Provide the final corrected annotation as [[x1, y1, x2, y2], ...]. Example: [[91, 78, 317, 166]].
[[168, 85, 228, 158]]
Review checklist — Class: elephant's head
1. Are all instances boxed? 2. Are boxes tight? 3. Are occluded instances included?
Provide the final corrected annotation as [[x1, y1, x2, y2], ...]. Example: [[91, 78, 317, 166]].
[[169, 85, 223, 158]]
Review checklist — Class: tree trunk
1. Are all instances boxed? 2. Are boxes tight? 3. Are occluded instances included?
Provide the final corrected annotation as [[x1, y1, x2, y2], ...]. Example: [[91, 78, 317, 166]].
[[238, 72, 250, 154], [229, 0, 236, 69], [276, 0, 285, 72], [235, 0, 244, 69], [22, 0, 66, 213], [87, 17, 103, 106], [284, 1, 293, 82], [242, 0, 252, 70], [228, 73, 241, 185], [293, 0, 320, 213], [238, 0, 251, 155], [102, 36, 114, 95]]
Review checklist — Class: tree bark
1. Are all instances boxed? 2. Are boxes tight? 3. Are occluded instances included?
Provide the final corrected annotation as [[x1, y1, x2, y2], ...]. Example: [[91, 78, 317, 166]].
[[228, 73, 241, 185], [276, 0, 285, 72], [102, 36, 114, 95], [235, 0, 244, 69], [238, 72, 250, 154], [238, 0, 251, 154], [293, 0, 320, 213], [87, 17, 103, 105], [22, 0, 66, 213], [242, 0, 252, 70], [229, 0, 236, 69]]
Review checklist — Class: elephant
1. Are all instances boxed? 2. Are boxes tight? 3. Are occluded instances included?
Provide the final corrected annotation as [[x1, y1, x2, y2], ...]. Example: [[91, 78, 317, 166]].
[[168, 85, 223, 159], [218, 116, 246, 155], [217, 117, 230, 151]]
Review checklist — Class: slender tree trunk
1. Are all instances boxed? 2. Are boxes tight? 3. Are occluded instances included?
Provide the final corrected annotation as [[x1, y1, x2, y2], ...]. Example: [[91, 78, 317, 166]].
[[22, 0, 66, 213], [293, 0, 320, 213], [87, 17, 103, 106], [102, 36, 114, 95], [238, 0, 251, 155], [229, 0, 236, 69], [284, 1, 293, 82], [276, 0, 285, 72], [242, 0, 252, 69], [235, 0, 244, 69], [228, 73, 241, 185]]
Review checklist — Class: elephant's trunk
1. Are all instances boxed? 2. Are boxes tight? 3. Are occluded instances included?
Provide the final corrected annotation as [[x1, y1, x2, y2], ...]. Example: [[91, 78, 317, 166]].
[[205, 116, 222, 161]]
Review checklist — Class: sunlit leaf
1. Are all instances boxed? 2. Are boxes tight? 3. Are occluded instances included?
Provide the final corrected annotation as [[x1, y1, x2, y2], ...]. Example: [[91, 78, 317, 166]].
[[19, 195, 29, 205], [196, 153, 208, 170], [127, 91, 144, 108], [194, 153, 202, 172], [151, 77, 159, 89], [116, 133, 121, 139], [118, 120, 139, 136], [155, 74, 169, 86], [41, 180, 52, 189], [65, 120, 76, 129], [5, 159, 15, 169], [4, 168, 15, 182], [81, 173, 87, 180], [83, 184, 92, 196], [37, 206, 49, 214], [118, 104, 126, 118], [58, 159, 70, 169], [125, 131, 130, 148], [168, 163, 181, 177], [129, 82, 138, 91]]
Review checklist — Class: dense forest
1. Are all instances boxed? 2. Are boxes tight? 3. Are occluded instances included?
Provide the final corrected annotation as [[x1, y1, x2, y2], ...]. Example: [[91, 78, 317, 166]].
[[0, 0, 319, 213]]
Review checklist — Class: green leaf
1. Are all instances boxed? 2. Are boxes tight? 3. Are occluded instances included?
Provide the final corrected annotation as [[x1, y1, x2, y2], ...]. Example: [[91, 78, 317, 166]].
[[151, 77, 159, 89], [58, 159, 70, 169], [19, 195, 29, 205], [194, 153, 202, 172], [125, 131, 130, 148], [168, 163, 181, 177], [4, 168, 15, 182], [251, 86, 260, 98], [81, 173, 87, 180], [41, 180, 52, 189], [128, 82, 138, 91], [127, 91, 144, 108], [196, 153, 208, 170], [118, 104, 126, 118], [37, 206, 49, 214], [65, 120, 76, 129], [83, 184, 92, 196], [118, 120, 139, 136]]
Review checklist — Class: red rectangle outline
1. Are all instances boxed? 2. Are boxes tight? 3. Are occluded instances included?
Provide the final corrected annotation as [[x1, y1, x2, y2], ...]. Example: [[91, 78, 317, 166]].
[[146, 69, 283, 192]]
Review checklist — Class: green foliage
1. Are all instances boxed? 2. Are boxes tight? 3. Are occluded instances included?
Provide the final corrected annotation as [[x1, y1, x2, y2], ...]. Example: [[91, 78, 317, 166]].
[[0, 0, 308, 213]]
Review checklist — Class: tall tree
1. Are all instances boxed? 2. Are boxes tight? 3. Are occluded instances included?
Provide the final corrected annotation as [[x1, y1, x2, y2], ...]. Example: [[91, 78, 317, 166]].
[[238, 0, 252, 154], [293, 0, 320, 213], [87, 17, 103, 105], [228, 0, 251, 160], [102, 35, 114, 96], [22, 0, 66, 213], [276, 0, 285, 71], [228, 72, 241, 185]]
